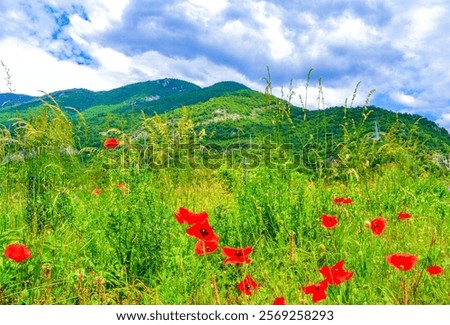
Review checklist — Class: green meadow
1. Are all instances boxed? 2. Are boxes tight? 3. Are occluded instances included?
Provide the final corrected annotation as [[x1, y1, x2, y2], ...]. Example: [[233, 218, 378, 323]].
[[0, 82, 449, 305]]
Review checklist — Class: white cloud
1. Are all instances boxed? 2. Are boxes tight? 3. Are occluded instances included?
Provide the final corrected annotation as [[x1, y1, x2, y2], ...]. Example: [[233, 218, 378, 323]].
[[130, 50, 257, 89], [90, 46, 132, 74], [251, 2, 295, 61], [0, 35, 260, 97], [77, 0, 130, 32], [436, 113, 450, 131], [324, 11, 381, 47], [0, 0, 136, 94], [180, 0, 228, 23], [389, 4, 447, 51], [0, 38, 121, 95], [389, 91, 427, 108]]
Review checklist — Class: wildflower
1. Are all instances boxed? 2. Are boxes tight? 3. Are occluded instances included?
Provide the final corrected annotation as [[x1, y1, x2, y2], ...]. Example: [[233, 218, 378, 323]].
[[273, 297, 287, 305], [194, 239, 220, 256], [386, 253, 418, 271], [398, 212, 411, 220], [319, 260, 354, 285], [427, 266, 444, 276], [365, 217, 387, 236], [185, 219, 219, 242], [174, 207, 208, 225], [221, 246, 253, 264], [333, 197, 352, 204], [103, 138, 120, 149], [92, 188, 102, 196], [302, 280, 329, 303], [116, 183, 129, 194], [321, 214, 338, 229], [4, 243, 32, 262], [237, 275, 258, 296]]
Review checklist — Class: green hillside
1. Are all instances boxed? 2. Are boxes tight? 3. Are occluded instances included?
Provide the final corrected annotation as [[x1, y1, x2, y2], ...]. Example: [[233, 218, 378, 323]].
[[0, 79, 449, 159], [164, 90, 450, 154], [0, 93, 35, 107], [0, 79, 248, 141], [4, 78, 201, 113]]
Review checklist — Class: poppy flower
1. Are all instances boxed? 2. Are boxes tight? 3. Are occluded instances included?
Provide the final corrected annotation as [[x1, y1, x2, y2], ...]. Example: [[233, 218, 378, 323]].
[[427, 266, 444, 276], [319, 260, 354, 285], [365, 217, 387, 236], [321, 214, 338, 229], [4, 243, 32, 262], [116, 183, 129, 194], [273, 297, 287, 305], [194, 239, 220, 256], [398, 212, 411, 220], [237, 275, 258, 296], [333, 197, 352, 204], [222, 246, 253, 264], [92, 188, 102, 196], [174, 207, 208, 225], [302, 280, 329, 303], [186, 219, 219, 241], [103, 138, 120, 149], [386, 253, 418, 271]]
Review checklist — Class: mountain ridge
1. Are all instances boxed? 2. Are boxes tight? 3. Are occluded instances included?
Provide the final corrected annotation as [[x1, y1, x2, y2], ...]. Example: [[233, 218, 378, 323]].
[[0, 78, 448, 154], [0, 93, 35, 108]]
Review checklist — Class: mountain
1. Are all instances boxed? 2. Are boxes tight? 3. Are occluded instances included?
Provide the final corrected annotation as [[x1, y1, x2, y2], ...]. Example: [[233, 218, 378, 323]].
[[0, 93, 35, 108], [116, 80, 250, 115], [0, 78, 251, 144], [166, 90, 450, 153], [1, 79, 249, 116], [0, 78, 448, 155], [3, 78, 202, 113]]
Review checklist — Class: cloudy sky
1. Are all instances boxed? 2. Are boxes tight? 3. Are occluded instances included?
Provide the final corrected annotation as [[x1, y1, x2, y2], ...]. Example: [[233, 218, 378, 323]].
[[0, 0, 449, 130]]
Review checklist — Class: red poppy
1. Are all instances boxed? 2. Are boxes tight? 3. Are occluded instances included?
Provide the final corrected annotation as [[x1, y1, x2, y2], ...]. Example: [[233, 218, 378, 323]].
[[333, 197, 352, 204], [222, 246, 253, 264], [92, 188, 102, 196], [194, 239, 220, 256], [302, 280, 329, 303], [273, 297, 287, 305], [237, 275, 258, 296], [321, 214, 338, 229], [174, 207, 208, 225], [116, 183, 129, 194], [386, 253, 418, 271], [398, 212, 411, 220], [427, 266, 444, 276], [103, 138, 120, 149], [4, 243, 32, 262], [186, 219, 219, 241], [365, 217, 387, 236], [319, 260, 354, 285]]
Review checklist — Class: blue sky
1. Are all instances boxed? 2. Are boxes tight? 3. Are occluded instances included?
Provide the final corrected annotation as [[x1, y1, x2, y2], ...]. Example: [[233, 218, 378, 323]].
[[0, 0, 449, 130]]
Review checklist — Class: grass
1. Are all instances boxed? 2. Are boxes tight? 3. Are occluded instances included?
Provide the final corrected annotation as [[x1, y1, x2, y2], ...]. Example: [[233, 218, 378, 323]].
[[0, 87, 448, 305]]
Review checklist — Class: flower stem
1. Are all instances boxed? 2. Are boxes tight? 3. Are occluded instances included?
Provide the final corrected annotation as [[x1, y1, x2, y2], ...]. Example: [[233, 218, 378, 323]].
[[289, 231, 295, 262], [212, 275, 220, 305], [402, 278, 408, 305]]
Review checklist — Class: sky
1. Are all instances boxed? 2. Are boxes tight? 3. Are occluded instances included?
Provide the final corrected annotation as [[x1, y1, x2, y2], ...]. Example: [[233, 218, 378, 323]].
[[0, 0, 449, 130]]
